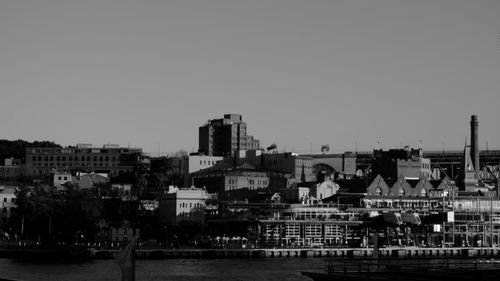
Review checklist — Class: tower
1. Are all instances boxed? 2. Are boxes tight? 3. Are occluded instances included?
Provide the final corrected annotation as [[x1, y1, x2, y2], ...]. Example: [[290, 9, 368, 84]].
[[462, 144, 478, 191], [470, 115, 480, 178], [198, 114, 260, 157]]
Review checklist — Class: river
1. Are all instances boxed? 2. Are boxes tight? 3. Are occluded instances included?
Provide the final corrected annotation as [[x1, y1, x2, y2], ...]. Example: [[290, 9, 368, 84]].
[[0, 258, 325, 281]]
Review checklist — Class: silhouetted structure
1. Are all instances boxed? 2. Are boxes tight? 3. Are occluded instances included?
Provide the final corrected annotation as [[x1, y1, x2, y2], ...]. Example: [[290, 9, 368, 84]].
[[198, 114, 260, 157]]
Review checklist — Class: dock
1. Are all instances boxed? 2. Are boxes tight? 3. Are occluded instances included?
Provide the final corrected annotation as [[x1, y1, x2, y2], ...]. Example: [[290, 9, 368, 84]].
[[89, 246, 500, 259]]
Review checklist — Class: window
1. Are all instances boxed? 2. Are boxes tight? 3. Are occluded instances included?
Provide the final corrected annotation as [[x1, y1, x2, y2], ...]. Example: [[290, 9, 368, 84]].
[[58, 176, 62, 180], [421, 189, 428, 197], [398, 188, 405, 197], [374, 187, 382, 196]]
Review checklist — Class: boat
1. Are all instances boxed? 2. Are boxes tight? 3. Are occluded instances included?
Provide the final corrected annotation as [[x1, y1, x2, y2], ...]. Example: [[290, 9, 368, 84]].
[[302, 257, 500, 281]]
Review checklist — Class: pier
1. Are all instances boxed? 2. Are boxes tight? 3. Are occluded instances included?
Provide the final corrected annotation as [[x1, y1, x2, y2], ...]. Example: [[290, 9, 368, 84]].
[[89, 246, 500, 259]]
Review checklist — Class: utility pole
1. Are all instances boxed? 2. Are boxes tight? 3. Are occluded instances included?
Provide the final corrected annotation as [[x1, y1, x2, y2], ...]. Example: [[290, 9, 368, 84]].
[[442, 194, 445, 248], [452, 186, 455, 246], [490, 195, 493, 247]]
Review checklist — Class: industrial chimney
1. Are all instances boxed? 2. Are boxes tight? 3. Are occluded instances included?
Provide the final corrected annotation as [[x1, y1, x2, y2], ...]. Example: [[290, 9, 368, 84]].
[[470, 115, 479, 177]]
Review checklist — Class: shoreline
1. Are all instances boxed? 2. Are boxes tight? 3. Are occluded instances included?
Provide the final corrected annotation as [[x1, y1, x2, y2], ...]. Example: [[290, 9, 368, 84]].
[[95, 246, 500, 259], [2, 245, 500, 260]]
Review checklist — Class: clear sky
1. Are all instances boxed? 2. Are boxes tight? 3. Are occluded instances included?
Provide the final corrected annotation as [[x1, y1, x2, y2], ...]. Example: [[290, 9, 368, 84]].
[[1, 0, 499, 155]]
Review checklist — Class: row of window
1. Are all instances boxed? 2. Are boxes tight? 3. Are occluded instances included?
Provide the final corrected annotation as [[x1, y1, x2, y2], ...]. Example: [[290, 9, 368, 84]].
[[178, 211, 203, 218], [200, 160, 217, 165], [32, 162, 115, 167], [32, 155, 117, 162], [179, 202, 204, 209]]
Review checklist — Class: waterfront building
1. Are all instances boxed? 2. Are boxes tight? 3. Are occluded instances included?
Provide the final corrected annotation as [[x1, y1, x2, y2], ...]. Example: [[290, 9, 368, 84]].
[[158, 187, 208, 226], [25, 143, 148, 176], [312, 180, 340, 200], [280, 187, 310, 203], [198, 114, 260, 157]]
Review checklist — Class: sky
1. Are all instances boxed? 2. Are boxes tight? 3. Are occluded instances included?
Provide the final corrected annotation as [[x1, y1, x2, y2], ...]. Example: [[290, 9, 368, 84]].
[[1, 0, 499, 155]]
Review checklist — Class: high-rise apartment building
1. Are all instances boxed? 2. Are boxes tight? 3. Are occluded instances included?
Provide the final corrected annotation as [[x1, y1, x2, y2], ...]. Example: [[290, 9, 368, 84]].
[[198, 114, 260, 157]]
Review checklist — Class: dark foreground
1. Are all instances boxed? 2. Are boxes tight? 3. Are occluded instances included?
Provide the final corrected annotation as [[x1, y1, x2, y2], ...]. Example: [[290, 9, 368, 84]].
[[302, 257, 500, 281]]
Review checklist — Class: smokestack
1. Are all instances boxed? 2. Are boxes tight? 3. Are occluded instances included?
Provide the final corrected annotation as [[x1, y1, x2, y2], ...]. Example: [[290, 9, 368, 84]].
[[470, 115, 479, 177]]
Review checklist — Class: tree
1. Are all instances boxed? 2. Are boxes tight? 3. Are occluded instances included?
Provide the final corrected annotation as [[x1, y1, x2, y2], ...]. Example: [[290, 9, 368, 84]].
[[8, 186, 102, 243]]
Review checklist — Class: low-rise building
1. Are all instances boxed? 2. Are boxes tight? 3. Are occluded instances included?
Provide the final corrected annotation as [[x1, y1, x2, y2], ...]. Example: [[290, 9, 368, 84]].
[[259, 152, 315, 183], [372, 148, 431, 180], [0, 186, 17, 226], [191, 165, 269, 194], [313, 180, 340, 200], [159, 187, 208, 226], [0, 158, 22, 179], [25, 143, 148, 176], [182, 154, 224, 186], [280, 187, 310, 203], [53, 172, 72, 190]]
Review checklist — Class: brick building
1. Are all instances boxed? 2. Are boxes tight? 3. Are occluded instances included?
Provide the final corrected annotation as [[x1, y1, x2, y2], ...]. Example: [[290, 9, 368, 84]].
[[25, 143, 148, 176], [198, 114, 260, 157]]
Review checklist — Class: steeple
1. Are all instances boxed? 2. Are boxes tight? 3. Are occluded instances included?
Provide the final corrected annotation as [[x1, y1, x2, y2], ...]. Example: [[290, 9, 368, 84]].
[[462, 144, 478, 191]]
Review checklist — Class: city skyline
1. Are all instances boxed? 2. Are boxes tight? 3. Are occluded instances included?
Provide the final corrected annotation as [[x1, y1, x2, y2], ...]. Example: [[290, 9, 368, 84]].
[[1, 1, 499, 155]]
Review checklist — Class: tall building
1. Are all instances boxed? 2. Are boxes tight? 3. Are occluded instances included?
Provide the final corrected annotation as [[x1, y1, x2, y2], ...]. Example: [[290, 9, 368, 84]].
[[198, 114, 260, 157]]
